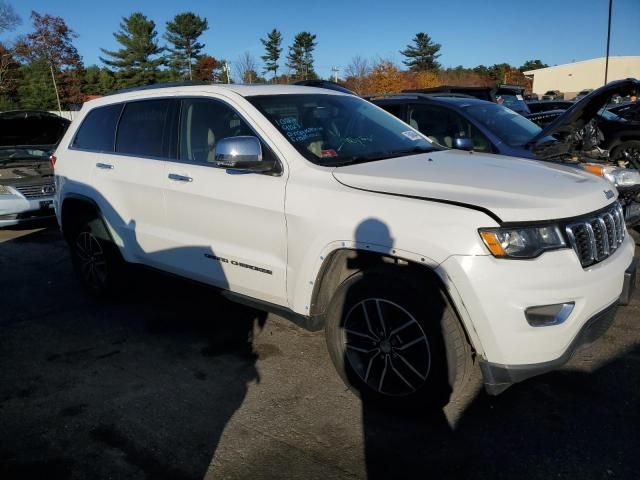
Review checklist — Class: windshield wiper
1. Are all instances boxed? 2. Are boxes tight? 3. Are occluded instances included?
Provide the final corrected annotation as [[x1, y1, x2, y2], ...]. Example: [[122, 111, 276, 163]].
[[324, 145, 436, 167]]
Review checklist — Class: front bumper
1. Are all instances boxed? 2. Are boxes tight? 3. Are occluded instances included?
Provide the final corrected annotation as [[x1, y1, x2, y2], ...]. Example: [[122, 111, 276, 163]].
[[0, 195, 55, 227], [439, 235, 635, 366], [480, 301, 619, 395]]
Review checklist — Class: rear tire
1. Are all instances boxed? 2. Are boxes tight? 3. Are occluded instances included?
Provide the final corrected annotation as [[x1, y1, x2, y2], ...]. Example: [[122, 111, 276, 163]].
[[324, 268, 476, 409], [68, 216, 127, 298]]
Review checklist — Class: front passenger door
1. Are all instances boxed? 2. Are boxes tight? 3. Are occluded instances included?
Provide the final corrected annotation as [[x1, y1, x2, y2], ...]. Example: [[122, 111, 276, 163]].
[[162, 97, 288, 305]]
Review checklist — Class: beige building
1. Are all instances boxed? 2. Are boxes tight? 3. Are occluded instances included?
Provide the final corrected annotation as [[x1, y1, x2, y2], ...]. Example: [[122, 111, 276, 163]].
[[524, 56, 640, 99]]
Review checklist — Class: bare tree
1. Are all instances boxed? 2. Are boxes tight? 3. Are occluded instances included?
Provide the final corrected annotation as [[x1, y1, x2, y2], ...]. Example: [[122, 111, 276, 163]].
[[235, 51, 258, 84], [0, 42, 19, 96], [344, 55, 370, 94], [0, 1, 21, 33]]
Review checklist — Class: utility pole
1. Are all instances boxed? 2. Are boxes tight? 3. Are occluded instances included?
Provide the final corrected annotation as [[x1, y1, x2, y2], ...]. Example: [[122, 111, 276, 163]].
[[224, 62, 231, 84], [604, 0, 613, 85], [331, 66, 339, 83], [40, 33, 62, 115]]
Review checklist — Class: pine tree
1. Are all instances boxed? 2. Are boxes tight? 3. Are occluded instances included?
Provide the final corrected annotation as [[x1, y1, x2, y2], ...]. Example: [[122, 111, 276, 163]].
[[18, 59, 58, 110], [164, 12, 208, 81], [100, 12, 164, 88], [286, 32, 317, 81], [400, 33, 441, 72], [260, 29, 282, 81]]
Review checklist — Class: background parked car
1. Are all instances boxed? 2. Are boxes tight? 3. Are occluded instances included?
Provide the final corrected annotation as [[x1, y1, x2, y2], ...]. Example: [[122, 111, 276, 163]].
[[542, 90, 563, 101], [0, 111, 70, 227], [574, 89, 593, 101], [527, 100, 574, 113], [367, 80, 640, 225], [403, 85, 530, 114]]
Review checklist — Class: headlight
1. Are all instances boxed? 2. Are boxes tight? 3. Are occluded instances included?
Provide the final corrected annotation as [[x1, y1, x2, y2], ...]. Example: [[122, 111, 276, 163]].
[[582, 163, 640, 188], [479, 225, 566, 258], [604, 167, 640, 188], [0, 185, 14, 195]]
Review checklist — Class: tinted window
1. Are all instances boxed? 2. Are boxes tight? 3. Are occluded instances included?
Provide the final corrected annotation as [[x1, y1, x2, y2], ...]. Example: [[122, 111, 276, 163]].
[[408, 104, 492, 153], [72, 104, 122, 151], [379, 103, 404, 119], [179, 99, 253, 164], [116, 100, 174, 157]]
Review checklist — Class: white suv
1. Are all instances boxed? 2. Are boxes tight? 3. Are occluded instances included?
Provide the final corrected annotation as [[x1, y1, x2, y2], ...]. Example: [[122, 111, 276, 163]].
[[54, 84, 637, 407]]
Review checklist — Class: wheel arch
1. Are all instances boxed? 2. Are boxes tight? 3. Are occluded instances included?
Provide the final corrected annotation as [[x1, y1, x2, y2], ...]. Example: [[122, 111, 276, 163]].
[[309, 248, 477, 354], [60, 194, 110, 243]]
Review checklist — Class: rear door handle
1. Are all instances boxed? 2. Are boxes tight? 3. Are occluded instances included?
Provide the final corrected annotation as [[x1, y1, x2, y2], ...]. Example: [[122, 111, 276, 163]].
[[96, 162, 114, 170], [168, 173, 193, 182]]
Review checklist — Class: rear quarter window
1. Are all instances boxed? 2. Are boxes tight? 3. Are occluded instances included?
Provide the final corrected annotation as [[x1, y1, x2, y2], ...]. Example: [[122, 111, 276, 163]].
[[72, 104, 123, 152]]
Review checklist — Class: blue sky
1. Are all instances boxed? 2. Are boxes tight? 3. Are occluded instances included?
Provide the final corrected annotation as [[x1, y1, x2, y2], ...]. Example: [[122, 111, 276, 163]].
[[4, 0, 639, 79]]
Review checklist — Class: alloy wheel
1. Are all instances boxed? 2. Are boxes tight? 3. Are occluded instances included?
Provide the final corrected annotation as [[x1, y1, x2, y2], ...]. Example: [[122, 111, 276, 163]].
[[75, 231, 107, 290], [343, 298, 431, 396]]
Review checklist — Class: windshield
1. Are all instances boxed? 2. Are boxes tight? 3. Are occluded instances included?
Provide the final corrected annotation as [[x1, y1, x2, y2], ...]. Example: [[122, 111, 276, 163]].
[[464, 103, 543, 146], [495, 94, 530, 114], [248, 94, 438, 166], [0, 146, 53, 162]]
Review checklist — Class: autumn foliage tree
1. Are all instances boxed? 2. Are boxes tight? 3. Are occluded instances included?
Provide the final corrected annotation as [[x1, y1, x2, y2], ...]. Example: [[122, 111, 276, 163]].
[[14, 11, 83, 110], [192, 55, 220, 82], [366, 60, 409, 94]]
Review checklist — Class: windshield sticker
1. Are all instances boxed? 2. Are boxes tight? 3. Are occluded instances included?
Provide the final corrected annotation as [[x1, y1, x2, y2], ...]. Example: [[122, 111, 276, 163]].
[[516, 94, 523, 100], [321, 149, 338, 158], [402, 130, 422, 141]]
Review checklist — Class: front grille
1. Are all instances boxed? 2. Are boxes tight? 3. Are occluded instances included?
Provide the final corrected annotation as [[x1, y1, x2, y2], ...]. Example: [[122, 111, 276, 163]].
[[13, 183, 55, 199], [566, 202, 626, 268]]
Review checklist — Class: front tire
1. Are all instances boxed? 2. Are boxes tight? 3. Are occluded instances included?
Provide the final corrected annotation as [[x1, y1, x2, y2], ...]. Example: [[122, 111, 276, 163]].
[[324, 268, 476, 409]]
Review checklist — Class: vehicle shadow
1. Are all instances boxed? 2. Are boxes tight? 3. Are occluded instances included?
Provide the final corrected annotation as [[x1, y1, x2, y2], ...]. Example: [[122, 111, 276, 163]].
[[359, 343, 640, 479], [0, 182, 269, 479]]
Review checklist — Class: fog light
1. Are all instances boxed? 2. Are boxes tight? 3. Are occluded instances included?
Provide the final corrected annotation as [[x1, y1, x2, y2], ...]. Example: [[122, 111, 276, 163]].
[[525, 302, 574, 327]]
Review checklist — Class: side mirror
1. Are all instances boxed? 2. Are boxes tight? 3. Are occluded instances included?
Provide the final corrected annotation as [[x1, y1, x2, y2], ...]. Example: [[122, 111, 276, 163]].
[[453, 136, 474, 151], [214, 136, 273, 172]]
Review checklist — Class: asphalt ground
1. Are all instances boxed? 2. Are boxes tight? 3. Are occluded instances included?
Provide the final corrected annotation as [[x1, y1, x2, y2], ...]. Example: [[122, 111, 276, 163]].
[[0, 222, 639, 480]]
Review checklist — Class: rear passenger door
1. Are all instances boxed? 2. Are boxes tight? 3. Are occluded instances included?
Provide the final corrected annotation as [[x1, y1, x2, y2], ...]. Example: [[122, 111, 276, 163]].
[[96, 99, 178, 265], [161, 97, 288, 305]]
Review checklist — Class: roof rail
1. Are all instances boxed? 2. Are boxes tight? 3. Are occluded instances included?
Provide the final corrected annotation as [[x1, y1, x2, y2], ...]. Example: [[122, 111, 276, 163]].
[[363, 92, 476, 100], [105, 80, 212, 96]]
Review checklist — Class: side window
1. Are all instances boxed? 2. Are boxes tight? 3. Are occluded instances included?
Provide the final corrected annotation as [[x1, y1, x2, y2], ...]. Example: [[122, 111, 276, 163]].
[[378, 103, 404, 121], [408, 104, 459, 148], [115, 100, 175, 158], [72, 104, 123, 152], [179, 98, 254, 164], [456, 115, 493, 153], [408, 104, 492, 153]]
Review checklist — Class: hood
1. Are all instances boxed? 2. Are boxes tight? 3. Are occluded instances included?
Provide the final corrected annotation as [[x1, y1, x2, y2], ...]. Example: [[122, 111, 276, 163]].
[[332, 150, 615, 223], [0, 110, 70, 149], [529, 78, 640, 146]]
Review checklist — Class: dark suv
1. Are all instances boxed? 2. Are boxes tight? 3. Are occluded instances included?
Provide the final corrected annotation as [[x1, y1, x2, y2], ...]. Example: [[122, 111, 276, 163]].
[[368, 84, 640, 225]]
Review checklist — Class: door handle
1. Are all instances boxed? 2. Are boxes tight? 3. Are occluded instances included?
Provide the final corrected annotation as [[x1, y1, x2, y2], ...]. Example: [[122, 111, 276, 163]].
[[96, 162, 114, 170], [168, 173, 193, 182]]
